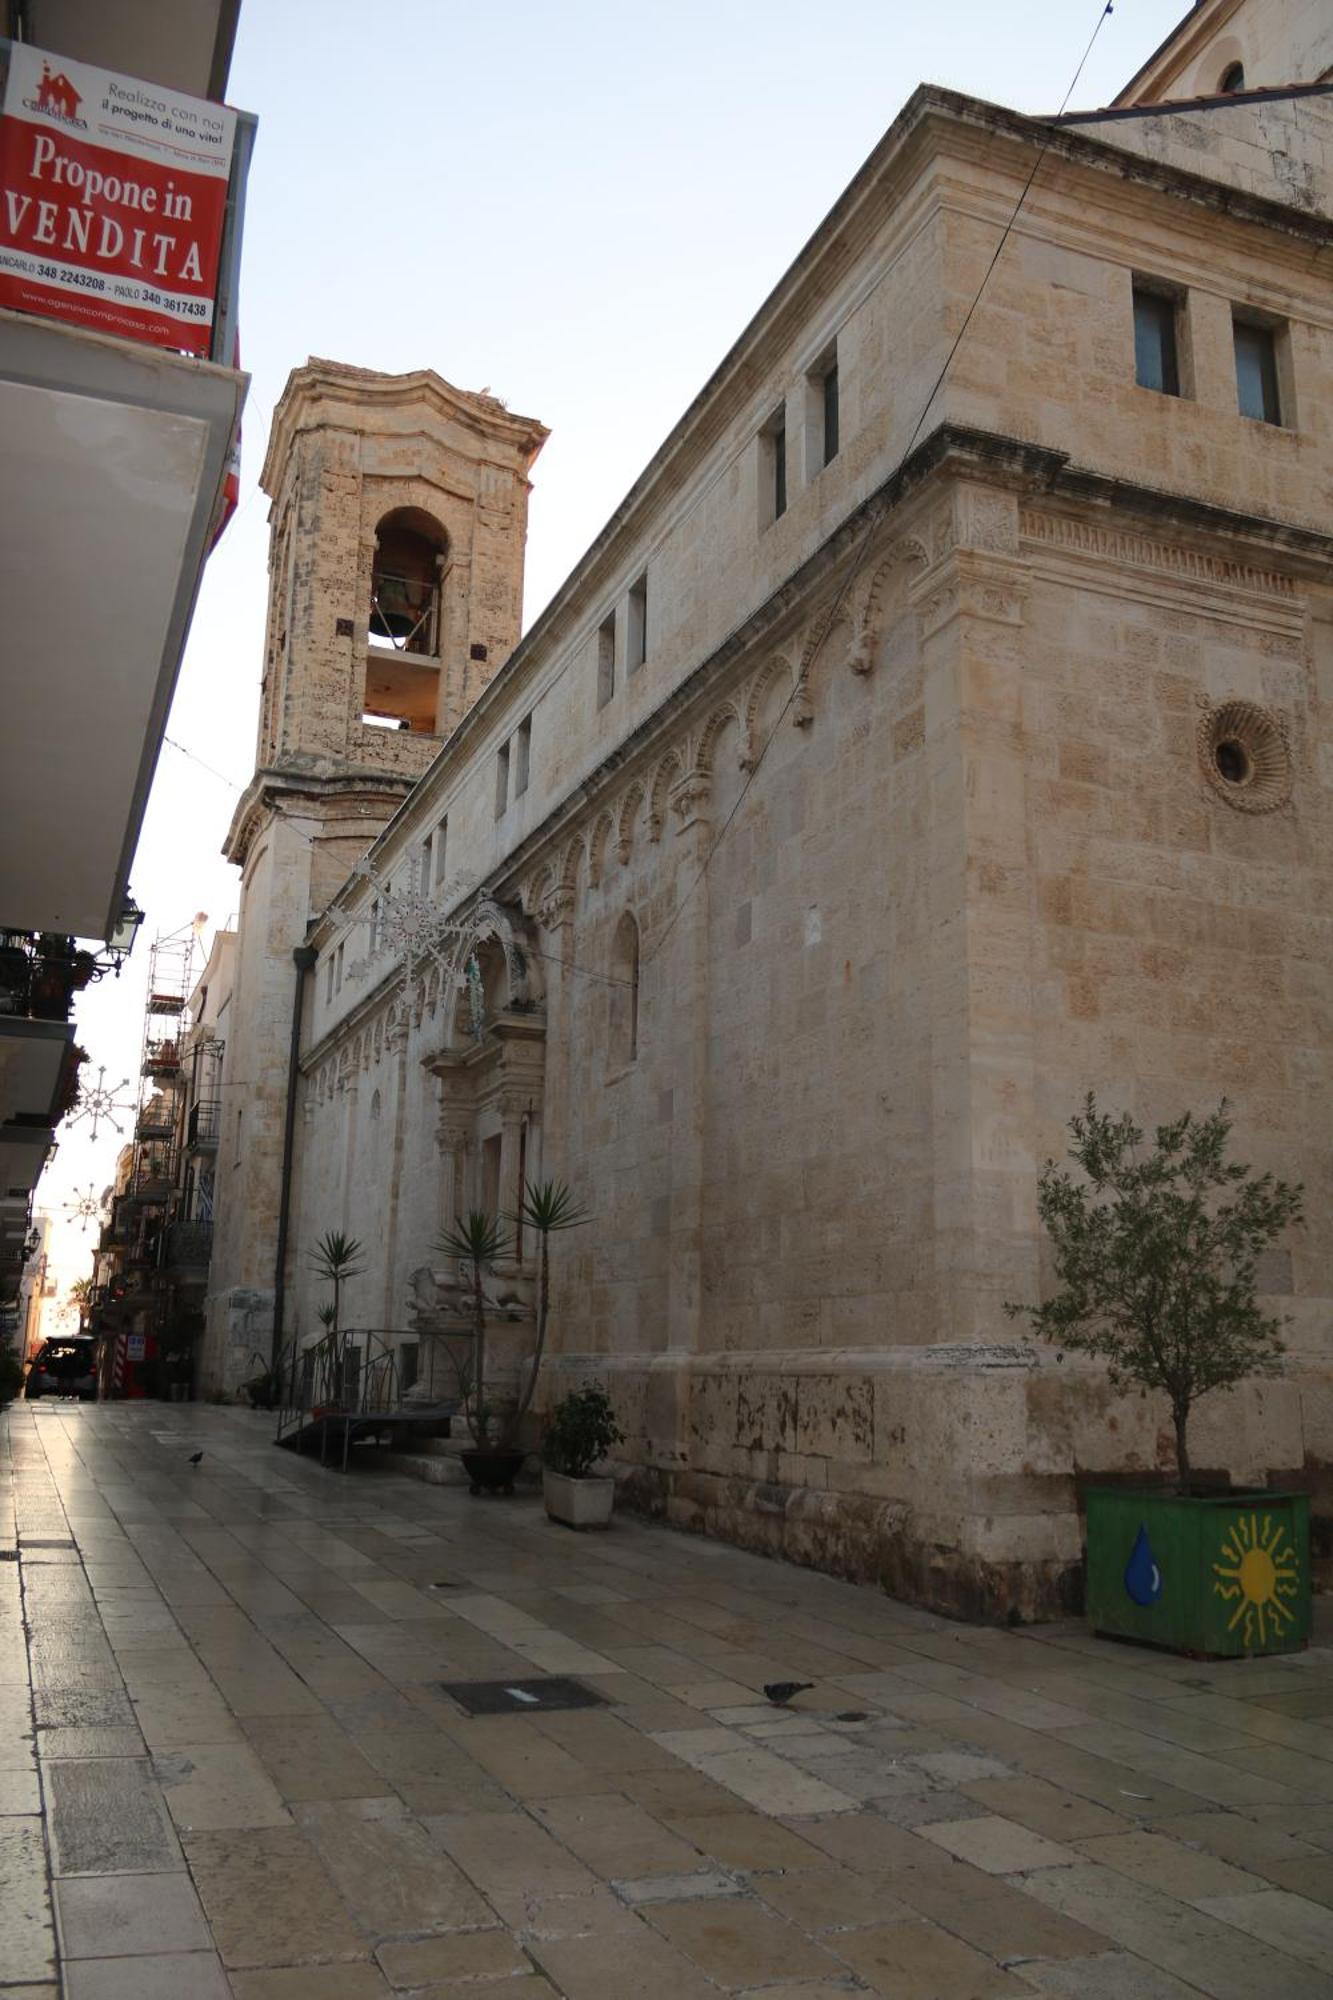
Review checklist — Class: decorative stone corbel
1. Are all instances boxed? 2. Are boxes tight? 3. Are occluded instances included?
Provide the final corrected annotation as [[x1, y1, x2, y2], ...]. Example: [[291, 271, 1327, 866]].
[[669, 768, 711, 830], [536, 886, 576, 932]]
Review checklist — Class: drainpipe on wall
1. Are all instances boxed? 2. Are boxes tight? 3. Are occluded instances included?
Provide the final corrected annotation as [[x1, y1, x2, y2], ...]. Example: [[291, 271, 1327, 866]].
[[271, 943, 317, 1374]]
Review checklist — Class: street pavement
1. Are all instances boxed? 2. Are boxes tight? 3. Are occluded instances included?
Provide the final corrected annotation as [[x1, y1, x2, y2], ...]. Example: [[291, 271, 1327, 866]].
[[2, 1400, 1332, 1999]]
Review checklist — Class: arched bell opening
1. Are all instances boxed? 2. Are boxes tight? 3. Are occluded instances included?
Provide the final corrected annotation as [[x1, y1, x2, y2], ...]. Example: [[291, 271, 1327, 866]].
[[370, 508, 447, 655], [364, 508, 447, 736]]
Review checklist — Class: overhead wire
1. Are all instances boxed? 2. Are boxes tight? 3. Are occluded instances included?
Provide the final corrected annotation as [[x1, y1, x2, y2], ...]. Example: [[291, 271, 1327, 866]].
[[164, 0, 1117, 1001], [643, 0, 1114, 969]]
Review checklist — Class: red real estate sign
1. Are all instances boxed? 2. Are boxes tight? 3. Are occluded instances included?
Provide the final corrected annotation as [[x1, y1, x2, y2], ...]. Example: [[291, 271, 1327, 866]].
[[0, 44, 236, 356]]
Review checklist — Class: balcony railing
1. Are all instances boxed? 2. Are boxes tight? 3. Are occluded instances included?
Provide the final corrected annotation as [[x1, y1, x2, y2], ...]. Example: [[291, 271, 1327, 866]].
[[166, 1220, 213, 1269], [0, 932, 96, 1023], [187, 1100, 221, 1150], [142, 1039, 181, 1078]]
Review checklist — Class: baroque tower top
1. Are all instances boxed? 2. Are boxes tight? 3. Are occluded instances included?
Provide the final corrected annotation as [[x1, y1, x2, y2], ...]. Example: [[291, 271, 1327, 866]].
[[253, 358, 548, 783]]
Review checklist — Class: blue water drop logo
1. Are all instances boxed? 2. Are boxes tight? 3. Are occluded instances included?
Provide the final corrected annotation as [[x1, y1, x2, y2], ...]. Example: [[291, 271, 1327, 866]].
[[1124, 1525, 1163, 1607]]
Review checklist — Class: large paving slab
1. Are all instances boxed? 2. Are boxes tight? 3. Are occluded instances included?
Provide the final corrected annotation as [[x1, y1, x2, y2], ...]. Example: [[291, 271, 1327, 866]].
[[4, 1400, 1332, 1998]]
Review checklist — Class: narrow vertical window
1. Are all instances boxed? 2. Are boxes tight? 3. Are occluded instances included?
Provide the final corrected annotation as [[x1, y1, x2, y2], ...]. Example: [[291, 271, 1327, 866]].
[[369, 900, 381, 956], [596, 611, 616, 709], [822, 361, 839, 465], [495, 741, 510, 817], [515, 714, 532, 796], [335, 941, 345, 993], [1233, 318, 1282, 425], [628, 575, 648, 673], [433, 815, 449, 893], [760, 405, 787, 529], [325, 955, 334, 1004], [1133, 286, 1180, 396], [419, 829, 433, 895]]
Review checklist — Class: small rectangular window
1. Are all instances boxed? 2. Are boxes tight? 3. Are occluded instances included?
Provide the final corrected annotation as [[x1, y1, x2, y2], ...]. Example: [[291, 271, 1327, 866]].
[[325, 955, 334, 1004], [495, 741, 510, 817], [419, 830, 432, 895], [1234, 317, 1282, 425], [596, 612, 616, 709], [1133, 286, 1179, 396], [760, 405, 787, 529], [369, 900, 381, 956], [515, 714, 532, 796], [628, 574, 647, 673], [335, 941, 344, 993], [432, 815, 448, 893], [822, 362, 839, 465]]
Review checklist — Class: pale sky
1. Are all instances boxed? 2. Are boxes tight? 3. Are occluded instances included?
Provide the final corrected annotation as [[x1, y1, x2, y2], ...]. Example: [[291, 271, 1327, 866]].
[[38, 0, 1190, 1307]]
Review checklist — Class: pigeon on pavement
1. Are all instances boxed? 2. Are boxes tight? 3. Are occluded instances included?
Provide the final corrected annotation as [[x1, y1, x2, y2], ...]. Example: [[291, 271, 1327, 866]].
[[188, 1451, 204, 1465], [763, 1680, 815, 1705]]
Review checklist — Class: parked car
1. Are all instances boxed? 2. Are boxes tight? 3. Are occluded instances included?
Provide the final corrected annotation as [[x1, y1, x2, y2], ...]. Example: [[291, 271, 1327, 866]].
[[25, 1337, 97, 1401]]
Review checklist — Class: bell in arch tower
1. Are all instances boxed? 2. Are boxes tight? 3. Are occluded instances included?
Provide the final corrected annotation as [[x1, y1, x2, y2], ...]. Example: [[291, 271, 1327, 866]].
[[202, 361, 546, 1396], [254, 358, 548, 778]]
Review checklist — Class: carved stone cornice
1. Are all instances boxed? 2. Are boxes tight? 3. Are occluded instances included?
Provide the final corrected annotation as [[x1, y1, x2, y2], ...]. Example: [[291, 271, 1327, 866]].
[[1019, 509, 1302, 600]]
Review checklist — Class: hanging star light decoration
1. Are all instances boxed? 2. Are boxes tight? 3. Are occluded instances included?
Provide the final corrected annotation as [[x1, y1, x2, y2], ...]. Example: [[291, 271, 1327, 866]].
[[66, 1063, 134, 1140], [62, 1183, 102, 1232], [347, 858, 505, 1033]]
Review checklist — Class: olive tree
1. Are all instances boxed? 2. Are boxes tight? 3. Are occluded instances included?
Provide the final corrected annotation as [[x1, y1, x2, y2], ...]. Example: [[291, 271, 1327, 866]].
[[1007, 1097, 1302, 1493]]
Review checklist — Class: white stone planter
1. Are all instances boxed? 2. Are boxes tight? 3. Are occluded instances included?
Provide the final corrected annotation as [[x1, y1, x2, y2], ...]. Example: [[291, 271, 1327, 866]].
[[543, 1467, 615, 1529]]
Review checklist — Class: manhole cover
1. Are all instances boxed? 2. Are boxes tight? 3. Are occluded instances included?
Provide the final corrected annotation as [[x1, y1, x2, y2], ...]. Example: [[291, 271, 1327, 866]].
[[441, 1676, 608, 1716]]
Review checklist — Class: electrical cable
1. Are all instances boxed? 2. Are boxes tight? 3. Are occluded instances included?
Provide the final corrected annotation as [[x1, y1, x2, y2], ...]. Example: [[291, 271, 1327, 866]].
[[643, 0, 1114, 969], [165, 0, 1117, 1001]]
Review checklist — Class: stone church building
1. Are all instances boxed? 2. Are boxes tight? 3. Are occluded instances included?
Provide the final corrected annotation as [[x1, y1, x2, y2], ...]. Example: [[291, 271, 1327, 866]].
[[202, 0, 1333, 1617]]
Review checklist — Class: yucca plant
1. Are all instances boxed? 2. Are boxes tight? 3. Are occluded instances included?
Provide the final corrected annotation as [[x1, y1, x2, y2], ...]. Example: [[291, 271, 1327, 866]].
[[310, 1231, 364, 1410], [506, 1179, 589, 1440], [435, 1210, 508, 1444], [311, 1230, 364, 1332]]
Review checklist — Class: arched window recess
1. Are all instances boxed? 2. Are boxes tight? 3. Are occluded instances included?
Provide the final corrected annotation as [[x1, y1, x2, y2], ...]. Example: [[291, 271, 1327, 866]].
[[609, 910, 640, 1072], [369, 509, 447, 658]]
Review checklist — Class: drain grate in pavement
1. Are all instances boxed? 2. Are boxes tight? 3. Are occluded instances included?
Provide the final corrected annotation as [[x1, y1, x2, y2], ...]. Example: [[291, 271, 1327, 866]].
[[19, 1539, 74, 1549], [441, 1676, 608, 1716], [0, 1551, 16, 1562]]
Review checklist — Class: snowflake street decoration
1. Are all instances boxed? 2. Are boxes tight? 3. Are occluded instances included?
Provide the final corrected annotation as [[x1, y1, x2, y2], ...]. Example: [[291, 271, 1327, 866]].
[[345, 859, 530, 1049], [66, 1064, 134, 1140], [347, 855, 471, 988], [63, 1183, 102, 1232]]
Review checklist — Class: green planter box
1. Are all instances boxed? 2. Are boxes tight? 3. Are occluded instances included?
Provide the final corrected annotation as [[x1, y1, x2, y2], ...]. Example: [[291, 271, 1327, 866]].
[[1085, 1487, 1310, 1658]]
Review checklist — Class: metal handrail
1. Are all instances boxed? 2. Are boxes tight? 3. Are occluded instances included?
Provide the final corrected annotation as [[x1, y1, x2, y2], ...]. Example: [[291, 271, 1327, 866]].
[[274, 1325, 466, 1464]]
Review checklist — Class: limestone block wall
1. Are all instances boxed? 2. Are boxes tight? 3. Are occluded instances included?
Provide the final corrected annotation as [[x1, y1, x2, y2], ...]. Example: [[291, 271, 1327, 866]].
[[202, 808, 312, 1393], [1065, 97, 1333, 221], [1118, 0, 1333, 106], [259, 85, 1331, 1616], [936, 124, 1332, 536]]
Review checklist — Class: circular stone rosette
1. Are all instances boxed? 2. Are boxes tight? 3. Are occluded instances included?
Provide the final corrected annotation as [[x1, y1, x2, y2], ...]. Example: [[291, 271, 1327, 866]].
[[1198, 699, 1292, 814]]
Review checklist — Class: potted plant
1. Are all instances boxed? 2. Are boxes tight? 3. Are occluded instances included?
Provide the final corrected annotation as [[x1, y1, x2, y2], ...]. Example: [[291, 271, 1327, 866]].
[[542, 1381, 624, 1528], [436, 1180, 588, 1496], [1008, 1097, 1308, 1657]]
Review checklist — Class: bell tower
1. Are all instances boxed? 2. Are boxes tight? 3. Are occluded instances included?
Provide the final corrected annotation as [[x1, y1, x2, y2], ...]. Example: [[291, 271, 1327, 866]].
[[253, 359, 548, 780], [201, 361, 547, 1395]]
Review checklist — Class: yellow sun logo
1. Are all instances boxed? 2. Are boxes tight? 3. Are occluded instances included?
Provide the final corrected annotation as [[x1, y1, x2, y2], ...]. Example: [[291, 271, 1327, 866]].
[[1212, 1512, 1302, 1648]]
